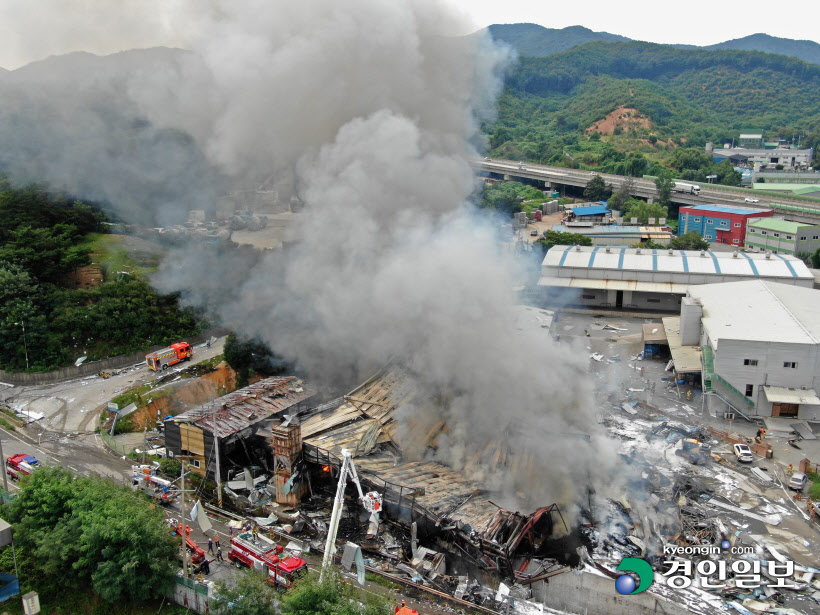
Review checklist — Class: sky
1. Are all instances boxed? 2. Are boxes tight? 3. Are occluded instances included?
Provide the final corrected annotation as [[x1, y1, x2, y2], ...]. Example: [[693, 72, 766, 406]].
[[0, 0, 817, 70]]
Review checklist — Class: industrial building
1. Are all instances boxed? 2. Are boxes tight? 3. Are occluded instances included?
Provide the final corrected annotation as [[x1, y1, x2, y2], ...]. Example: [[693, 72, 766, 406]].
[[750, 183, 820, 199], [678, 204, 773, 246], [711, 146, 814, 169], [565, 204, 610, 223], [550, 224, 673, 246], [744, 217, 820, 256], [681, 281, 820, 421], [164, 376, 315, 482], [537, 245, 813, 311]]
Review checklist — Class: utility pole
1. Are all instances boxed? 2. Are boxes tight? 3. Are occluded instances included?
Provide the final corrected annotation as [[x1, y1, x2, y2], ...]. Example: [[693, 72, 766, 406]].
[[0, 430, 8, 494], [13, 322, 28, 371], [142, 423, 147, 465], [212, 398, 222, 508], [180, 459, 188, 581]]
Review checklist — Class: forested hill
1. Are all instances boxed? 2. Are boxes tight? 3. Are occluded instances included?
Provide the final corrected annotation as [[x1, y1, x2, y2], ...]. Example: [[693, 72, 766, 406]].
[[486, 23, 820, 66], [487, 24, 628, 57], [487, 41, 820, 168]]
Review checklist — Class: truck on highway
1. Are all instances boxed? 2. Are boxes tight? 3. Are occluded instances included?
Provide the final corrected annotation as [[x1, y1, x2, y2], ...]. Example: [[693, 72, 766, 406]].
[[145, 342, 193, 371], [672, 181, 701, 195], [228, 533, 308, 589]]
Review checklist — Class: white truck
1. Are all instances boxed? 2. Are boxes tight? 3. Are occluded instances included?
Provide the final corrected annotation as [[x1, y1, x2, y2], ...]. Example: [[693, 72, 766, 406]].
[[672, 181, 701, 195]]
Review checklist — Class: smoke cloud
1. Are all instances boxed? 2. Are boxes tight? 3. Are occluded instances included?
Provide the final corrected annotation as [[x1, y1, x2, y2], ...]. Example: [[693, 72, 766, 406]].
[[0, 1, 621, 515]]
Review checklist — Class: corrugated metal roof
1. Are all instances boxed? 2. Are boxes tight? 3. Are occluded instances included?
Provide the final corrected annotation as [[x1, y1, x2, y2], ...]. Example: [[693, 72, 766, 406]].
[[572, 205, 608, 216], [542, 246, 812, 280], [173, 376, 315, 439], [683, 204, 771, 215], [642, 323, 668, 343], [763, 386, 820, 405]]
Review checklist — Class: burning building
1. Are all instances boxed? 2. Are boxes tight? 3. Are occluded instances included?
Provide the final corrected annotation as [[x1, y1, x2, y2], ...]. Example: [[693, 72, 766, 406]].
[[164, 376, 315, 481], [294, 367, 571, 580]]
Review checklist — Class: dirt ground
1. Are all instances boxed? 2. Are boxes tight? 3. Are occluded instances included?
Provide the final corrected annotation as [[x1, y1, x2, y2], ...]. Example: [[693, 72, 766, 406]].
[[585, 106, 652, 136]]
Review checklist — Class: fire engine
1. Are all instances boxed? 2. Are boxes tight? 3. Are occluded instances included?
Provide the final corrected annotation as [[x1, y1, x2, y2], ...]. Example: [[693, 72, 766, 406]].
[[145, 342, 193, 371], [228, 533, 308, 588], [6, 453, 39, 480], [132, 465, 177, 505], [169, 521, 206, 563]]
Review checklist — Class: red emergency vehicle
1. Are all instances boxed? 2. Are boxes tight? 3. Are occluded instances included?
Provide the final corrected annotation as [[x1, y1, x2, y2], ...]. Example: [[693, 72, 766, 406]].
[[170, 523, 206, 563], [145, 342, 193, 371], [228, 533, 308, 588], [6, 454, 39, 480]]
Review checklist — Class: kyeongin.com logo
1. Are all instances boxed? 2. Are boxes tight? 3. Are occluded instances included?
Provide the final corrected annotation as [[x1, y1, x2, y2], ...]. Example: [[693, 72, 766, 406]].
[[615, 558, 654, 595]]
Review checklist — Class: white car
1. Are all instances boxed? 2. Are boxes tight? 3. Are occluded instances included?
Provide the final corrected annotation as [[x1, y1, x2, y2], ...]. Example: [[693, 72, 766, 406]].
[[788, 472, 807, 491], [733, 443, 754, 463], [744, 197, 760, 203]]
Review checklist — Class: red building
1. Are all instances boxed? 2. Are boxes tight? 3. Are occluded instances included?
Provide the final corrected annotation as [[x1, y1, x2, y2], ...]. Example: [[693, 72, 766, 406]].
[[678, 205, 773, 247]]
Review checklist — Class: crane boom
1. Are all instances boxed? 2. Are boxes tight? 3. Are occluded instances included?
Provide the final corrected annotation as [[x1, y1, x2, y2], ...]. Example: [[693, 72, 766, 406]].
[[319, 449, 382, 582]]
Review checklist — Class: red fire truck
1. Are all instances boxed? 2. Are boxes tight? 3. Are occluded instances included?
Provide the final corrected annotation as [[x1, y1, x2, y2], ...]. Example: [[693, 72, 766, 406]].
[[145, 342, 193, 371], [6, 453, 39, 480], [170, 522, 206, 564], [228, 533, 308, 588]]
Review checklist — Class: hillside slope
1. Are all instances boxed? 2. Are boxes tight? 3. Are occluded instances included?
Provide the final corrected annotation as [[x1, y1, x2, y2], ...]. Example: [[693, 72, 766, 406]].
[[485, 23, 820, 66]]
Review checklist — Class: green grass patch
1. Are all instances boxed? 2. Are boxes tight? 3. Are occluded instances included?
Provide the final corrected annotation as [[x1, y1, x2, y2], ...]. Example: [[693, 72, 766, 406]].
[[365, 572, 399, 590], [0, 417, 15, 431], [808, 471, 820, 500], [82, 233, 164, 281]]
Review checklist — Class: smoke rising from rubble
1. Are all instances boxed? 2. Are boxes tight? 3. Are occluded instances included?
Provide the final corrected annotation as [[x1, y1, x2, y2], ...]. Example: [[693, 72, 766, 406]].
[[2, 1, 621, 517]]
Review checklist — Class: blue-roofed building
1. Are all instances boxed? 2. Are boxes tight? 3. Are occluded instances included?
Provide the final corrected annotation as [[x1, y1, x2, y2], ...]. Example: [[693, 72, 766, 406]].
[[567, 204, 610, 223], [679, 204, 773, 247]]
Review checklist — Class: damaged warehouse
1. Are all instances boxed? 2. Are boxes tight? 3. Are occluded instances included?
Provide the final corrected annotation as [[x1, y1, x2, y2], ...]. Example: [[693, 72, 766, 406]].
[[293, 367, 574, 583], [164, 376, 315, 488]]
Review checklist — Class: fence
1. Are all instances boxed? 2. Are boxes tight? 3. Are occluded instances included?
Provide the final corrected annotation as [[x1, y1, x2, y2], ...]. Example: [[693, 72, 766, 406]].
[[0, 326, 229, 386], [99, 431, 137, 457]]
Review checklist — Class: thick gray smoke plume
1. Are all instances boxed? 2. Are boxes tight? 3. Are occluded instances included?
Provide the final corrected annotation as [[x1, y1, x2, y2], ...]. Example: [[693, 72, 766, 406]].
[[1, 0, 620, 515]]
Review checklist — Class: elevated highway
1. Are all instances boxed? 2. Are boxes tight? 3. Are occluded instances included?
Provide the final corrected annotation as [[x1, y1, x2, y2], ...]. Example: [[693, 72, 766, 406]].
[[472, 158, 820, 224]]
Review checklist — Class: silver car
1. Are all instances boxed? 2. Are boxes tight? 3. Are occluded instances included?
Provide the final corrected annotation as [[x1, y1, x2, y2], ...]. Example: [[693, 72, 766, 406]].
[[733, 443, 753, 463], [788, 472, 807, 491]]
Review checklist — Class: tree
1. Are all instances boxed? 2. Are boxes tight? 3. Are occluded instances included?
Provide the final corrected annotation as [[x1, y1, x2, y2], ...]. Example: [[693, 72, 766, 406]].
[[535, 231, 592, 254], [3, 467, 176, 603], [224, 332, 291, 387], [654, 173, 675, 206], [670, 231, 710, 250], [281, 574, 390, 615], [810, 247, 820, 269], [583, 175, 610, 202], [622, 200, 668, 225], [211, 569, 279, 615], [608, 177, 635, 211]]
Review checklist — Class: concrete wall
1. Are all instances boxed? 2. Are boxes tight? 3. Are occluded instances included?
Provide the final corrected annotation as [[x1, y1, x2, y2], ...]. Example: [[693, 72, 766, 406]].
[[532, 570, 691, 615], [745, 225, 820, 256], [561, 288, 682, 312], [714, 339, 819, 418]]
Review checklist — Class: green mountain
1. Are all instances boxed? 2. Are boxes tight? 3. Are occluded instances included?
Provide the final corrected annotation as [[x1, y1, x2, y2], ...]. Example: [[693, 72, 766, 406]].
[[486, 23, 820, 67], [487, 24, 628, 57], [487, 41, 820, 170], [706, 33, 820, 66]]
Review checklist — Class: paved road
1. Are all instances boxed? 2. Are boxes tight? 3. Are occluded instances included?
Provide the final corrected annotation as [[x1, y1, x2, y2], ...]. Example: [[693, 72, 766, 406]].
[[1, 337, 226, 434]]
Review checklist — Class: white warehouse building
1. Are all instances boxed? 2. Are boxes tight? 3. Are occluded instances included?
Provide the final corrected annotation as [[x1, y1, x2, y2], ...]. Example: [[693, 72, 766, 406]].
[[683, 280, 820, 420], [538, 245, 814, 311]]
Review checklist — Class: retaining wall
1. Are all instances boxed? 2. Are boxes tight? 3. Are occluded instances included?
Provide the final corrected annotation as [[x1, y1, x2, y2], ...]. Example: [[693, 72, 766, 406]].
[[0, 327, 229, 386], [533, 569, 690, 615]]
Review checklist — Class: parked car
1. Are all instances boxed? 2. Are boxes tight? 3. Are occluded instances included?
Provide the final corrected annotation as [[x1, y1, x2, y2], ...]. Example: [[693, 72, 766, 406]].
[[733, 443, 754, 463], [744, 197, 760, 203], [530, 229, 538, 236], [483, 156, 491, 161], [788, 471, 807, 491]]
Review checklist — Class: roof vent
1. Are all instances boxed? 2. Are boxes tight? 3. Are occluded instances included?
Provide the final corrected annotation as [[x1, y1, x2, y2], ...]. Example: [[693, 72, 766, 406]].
[[668, 250, 673, 255], [733, 251, 739, 258], [605, 247, 611, 253], [700, 251, 706, 257], [635, 248, 641, 254], [575, 246, 581, 252], [765, 253, 771, 259]]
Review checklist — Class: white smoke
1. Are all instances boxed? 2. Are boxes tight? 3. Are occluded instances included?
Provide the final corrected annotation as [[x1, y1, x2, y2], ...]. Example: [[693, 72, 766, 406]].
[[0, 0, 622, 515]]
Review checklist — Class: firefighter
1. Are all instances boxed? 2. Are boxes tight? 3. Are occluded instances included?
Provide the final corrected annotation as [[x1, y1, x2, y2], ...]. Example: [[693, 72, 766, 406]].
[[788, 463, 794, 476], [213, 533, 220, 551], [208, 536, 214, 555]]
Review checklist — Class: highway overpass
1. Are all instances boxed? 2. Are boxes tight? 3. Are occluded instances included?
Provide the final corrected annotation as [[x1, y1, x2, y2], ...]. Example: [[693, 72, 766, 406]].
[[472, 158, 820, 224]]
